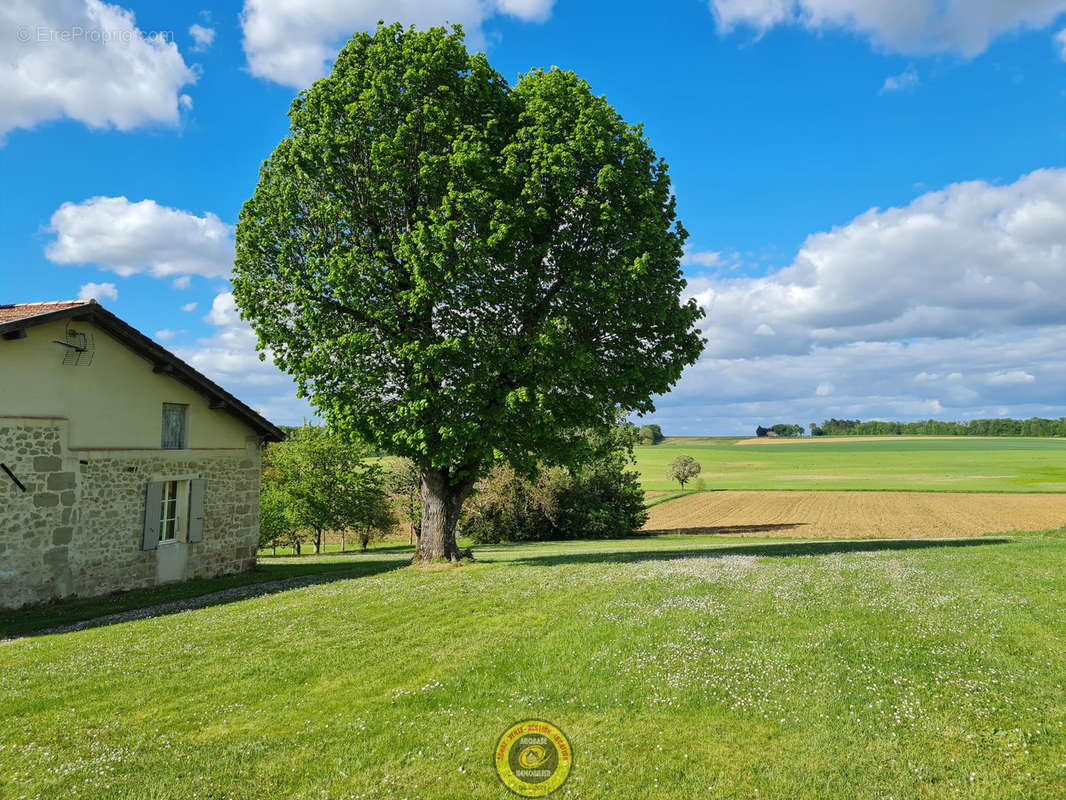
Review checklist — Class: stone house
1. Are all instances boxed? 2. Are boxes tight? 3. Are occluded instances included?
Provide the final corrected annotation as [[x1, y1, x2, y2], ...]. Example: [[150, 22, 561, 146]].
[[0, 300, 283, 610]]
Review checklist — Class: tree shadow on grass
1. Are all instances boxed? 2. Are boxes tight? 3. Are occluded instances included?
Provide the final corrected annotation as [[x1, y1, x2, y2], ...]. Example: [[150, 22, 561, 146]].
[[1, 557, 409, 641], [641, 523, 809, 536], [505, 536, 1012, 569]]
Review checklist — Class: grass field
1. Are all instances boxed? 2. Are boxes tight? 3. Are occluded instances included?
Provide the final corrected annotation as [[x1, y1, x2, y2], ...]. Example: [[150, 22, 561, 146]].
[[3, 531, 1066, 799], [634, 436, 1066, 492]]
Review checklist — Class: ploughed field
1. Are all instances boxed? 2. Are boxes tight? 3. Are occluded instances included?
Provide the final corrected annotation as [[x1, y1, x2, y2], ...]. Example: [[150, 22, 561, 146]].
[[643, 490, 1066, 539], [634, 436, 1066, 493]]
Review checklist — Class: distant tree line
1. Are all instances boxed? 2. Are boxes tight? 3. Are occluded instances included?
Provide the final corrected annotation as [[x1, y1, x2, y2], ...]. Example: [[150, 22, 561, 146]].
[[755, 424, 804, 438], [636, 424, 665, 445], [809, 418, 1066, 437]]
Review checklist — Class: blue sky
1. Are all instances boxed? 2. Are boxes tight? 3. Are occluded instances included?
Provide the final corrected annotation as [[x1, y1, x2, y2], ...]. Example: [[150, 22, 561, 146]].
[[2, 0, 1065, 433]]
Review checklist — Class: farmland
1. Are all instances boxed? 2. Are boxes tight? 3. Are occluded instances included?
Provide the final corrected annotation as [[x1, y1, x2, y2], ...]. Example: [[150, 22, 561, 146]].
[[634, 436, 1066, 493], [3, 531, 1066, 799]]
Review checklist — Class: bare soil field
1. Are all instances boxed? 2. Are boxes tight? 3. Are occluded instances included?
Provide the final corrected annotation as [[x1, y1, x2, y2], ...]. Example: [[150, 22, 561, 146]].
[[642, 490, 1066, 539], [734, 435, 1024, 445]]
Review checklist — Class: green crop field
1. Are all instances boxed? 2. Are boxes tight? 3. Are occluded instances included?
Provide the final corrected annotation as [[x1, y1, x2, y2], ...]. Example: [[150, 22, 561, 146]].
[[635, 436, 1066, 493], [3, 532, 1066, 799]]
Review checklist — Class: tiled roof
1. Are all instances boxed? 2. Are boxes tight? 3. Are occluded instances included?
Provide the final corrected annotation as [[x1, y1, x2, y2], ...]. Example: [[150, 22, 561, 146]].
[[0, 301, 91, 324]]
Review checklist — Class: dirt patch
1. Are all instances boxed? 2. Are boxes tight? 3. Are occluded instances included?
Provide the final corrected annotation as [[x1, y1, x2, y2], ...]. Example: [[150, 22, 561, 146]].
[[734, 436, 1024, 446], [642, 491, 1066, 539]]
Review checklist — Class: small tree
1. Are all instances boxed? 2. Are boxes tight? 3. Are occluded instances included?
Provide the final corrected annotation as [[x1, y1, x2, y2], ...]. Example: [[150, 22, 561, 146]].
[[388, 459, 422, 545], [263, 425, 387, 554], [351, 480, 396, 551], [668, 455, 701, 490], [258, 483, 295, 555]]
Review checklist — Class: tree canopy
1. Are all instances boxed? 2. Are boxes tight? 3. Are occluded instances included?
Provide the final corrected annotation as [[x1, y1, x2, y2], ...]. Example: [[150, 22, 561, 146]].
[[234, 24, 705, 561], [668, 455, 702, 490], [262, 425, 393, 554]]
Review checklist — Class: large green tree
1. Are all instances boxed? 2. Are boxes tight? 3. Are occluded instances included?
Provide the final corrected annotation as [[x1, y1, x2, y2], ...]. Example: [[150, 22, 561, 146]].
[[234, 24, 705, 562]]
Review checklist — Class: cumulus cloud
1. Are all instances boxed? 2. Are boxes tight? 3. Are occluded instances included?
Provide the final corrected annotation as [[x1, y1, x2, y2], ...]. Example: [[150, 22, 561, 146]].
[[174, 290, 312, 424], [154, 328, 184, 342], [709, 0, 1066, 57], [188, 23, 215, 52], [76, 281, 118, 302], [0, 0, 197, 140], [240, 0, 556, 87], [650, 168, 1066, 433], [691, 168, 1066, 360], [1056, 27, 1066, 58], [181, 301, 198, 312], [46, 196, 234, 279]]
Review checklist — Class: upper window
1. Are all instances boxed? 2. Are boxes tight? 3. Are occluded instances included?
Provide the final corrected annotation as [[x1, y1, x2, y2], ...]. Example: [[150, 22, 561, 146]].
[[162, 403, 188, 449]]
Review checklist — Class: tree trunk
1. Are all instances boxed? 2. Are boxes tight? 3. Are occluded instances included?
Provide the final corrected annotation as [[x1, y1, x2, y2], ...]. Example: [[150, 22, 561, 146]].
[[340, 530, 346, 553], [415, 468, 474, 563], [314, 529, 322, 554]]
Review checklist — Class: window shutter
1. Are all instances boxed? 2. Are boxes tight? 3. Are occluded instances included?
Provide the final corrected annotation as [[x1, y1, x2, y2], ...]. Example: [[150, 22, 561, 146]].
[[187, 479, 206, 542], [142, 481, 163, 550]]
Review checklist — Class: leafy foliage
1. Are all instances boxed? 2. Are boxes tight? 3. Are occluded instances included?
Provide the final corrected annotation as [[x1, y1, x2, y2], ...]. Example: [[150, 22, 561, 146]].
[[262, 425, 394, 553], [637, 424, 665, 445], [233, 23, 704, 560], [756, 424, 803, 437], [463, 426, 648, 543], [667, 454, 702, 489]]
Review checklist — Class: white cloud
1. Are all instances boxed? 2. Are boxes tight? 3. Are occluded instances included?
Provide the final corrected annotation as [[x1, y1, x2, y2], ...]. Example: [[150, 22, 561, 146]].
[[76, 281, 117, 302], [691, 168, 1066, 360], [172, 276, 192, 289], [175, 290, 312, 424], [181, 301, 198, 312], [986, 370, 1035, 386], [240, 0, 556, 87], [653, 167, 1066, 433], [189, 23, 215, 52], [0, 0, 197, 140], [709, 0, 1066, 57], [46, 196, 234, 279], [154, 328, 185, 342], [881, 66, 919, 93], [1055, 27, 1066, 58], [681, 245, 724, 268]]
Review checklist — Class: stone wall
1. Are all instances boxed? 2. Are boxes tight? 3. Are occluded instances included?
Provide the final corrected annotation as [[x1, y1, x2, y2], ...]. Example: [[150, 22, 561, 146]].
[[0, 416, 260, 610]]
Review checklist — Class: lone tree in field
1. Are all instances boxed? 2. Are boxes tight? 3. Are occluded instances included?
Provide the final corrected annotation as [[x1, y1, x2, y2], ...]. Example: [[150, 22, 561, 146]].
[[234, 24, 705, 563], [668, 455, 702, 490]]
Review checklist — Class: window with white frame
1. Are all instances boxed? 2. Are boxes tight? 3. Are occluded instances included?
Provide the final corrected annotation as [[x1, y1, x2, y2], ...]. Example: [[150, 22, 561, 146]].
[[162, 403, 188, 449], [143, 478, 206, 550], [158, 479, 190, 543]]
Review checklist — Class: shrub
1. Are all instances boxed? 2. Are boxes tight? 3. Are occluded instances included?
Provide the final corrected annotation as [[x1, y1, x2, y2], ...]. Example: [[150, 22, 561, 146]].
[[462, 426, 648, 543]]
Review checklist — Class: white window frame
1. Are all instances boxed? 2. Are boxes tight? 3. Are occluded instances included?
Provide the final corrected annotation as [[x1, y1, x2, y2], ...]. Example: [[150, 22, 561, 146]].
[[158, 479, 190, 544]]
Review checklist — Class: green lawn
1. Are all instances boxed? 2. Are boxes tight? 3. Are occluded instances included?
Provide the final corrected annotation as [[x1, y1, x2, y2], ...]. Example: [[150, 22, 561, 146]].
[[3, 531, 1065, 799], [636, 436, 1066, 492]]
